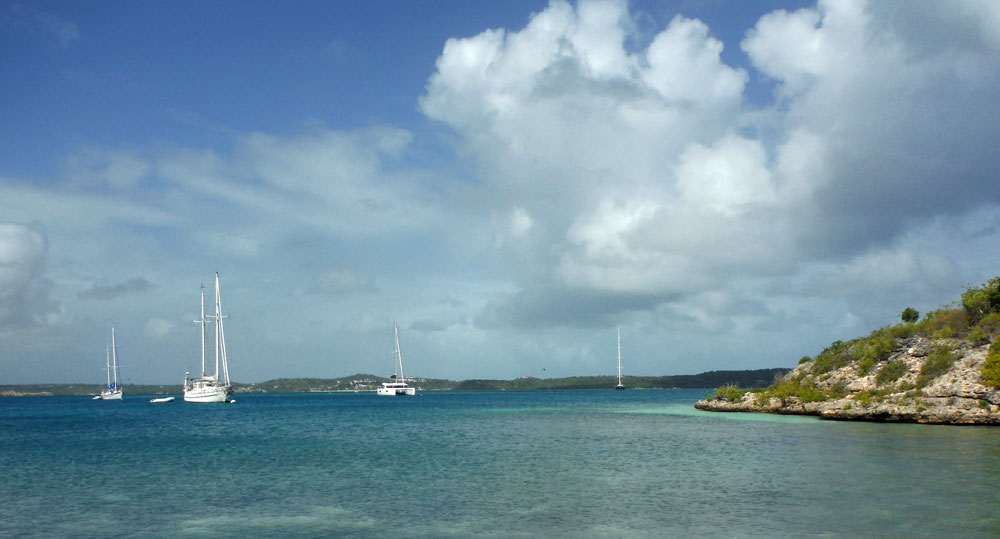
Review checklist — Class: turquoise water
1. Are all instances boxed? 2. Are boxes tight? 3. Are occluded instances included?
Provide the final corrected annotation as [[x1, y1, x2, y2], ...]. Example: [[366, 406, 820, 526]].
[[2, 389, 999, 538]]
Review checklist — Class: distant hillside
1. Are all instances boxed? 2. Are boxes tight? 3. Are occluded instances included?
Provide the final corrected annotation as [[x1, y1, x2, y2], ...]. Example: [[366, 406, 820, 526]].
[[454, 369, 787, 390], [0, 368, 788, 396]]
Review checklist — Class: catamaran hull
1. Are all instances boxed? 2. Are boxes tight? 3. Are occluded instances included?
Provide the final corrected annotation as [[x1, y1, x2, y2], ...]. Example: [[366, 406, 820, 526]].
[[184, 386, 233, 403], [377, 387, 415, 396]]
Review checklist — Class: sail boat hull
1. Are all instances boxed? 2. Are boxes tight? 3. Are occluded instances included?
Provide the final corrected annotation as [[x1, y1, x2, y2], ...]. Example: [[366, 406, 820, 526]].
[[376, 384, 415, 396], [183, 384, 232, 402], [96, 390, 123, 400]]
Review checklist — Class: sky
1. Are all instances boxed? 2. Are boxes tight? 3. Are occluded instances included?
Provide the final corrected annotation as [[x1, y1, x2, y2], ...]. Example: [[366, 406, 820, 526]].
[[2, 0, 1000, 385]]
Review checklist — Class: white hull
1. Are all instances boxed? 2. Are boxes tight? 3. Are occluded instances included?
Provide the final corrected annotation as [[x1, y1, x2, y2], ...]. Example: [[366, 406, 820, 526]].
[[150, 396, 175, 403], [95, 390, 123, 400], [377, 384, 415, 396], [184, 383, 232, 403]]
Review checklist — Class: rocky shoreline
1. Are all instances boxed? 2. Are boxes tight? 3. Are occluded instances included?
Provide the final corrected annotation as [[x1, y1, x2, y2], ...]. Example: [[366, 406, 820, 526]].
[[696, 336, 1000, 425]]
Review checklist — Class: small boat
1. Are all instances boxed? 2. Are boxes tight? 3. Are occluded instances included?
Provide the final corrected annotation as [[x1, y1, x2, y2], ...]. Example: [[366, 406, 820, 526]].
[[184, 273, 234, 403], [376, 320, 416, 396], [94, 328, 124, 400], [150, 396, 175, 403], [615, 327, 626, 390]]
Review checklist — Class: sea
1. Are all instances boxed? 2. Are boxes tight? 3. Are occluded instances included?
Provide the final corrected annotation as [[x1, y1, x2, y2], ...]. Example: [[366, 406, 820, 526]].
[[2, 389, 999, 538]]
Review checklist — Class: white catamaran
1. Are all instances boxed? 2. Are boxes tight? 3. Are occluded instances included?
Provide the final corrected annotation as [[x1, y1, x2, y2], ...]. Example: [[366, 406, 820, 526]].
[[94, 328, 123, 400], [377, 320, 416, 396], [615, 327, 625, 390], [184, 273, 234, 403]]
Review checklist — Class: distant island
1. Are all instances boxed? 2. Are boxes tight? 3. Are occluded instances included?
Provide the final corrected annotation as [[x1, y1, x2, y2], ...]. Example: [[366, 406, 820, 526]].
[[697, 277, 1000, 425], [0, 368, 788, 397]]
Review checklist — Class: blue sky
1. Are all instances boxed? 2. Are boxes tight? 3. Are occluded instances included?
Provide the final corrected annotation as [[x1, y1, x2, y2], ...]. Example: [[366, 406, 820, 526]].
[[3, 0, 1000, 385]]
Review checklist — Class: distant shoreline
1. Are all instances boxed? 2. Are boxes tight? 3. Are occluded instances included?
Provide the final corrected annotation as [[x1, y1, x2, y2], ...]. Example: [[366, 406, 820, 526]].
[[1, 368, 788, 396]]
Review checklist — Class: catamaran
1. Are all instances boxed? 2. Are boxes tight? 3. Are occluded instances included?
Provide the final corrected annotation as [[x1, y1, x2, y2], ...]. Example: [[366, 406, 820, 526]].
[[184, 273, 234, 403], [377, 320, 416, 396], [94, 328, 123, 400], [615, 327, 625, 390]]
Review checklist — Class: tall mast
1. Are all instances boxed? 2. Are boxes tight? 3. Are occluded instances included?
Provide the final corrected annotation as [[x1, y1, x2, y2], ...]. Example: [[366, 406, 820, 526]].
[[215, 272, 230, 386], [617, 327, 622, 386], [394, 319, 404, 381], [105, 343, 111, 389], [214, 274, 220, 379], [194, 284, 207, 377], [111, 327, 118, 389]]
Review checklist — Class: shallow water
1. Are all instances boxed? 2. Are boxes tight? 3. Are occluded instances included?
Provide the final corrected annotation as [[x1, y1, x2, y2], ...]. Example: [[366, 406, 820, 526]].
[[2, 389, 998, 537]]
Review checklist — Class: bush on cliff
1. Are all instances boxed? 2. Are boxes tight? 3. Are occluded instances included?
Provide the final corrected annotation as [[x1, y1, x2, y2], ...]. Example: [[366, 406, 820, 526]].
[[916, 345, 957, 389], [981, 341, 1000, 388], [876, 360, 908, 387]]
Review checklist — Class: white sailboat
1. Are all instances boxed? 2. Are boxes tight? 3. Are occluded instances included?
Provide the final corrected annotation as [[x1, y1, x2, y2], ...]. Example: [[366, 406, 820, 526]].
[[376, 320, 416, 396], [615, 327, 625, 390], [184, 273, 234, 403], [94, 328, 124, 400]]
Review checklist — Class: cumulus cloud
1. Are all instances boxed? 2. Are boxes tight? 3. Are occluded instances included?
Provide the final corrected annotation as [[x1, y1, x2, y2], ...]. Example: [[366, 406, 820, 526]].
[[0, 222, 57, 327], [421, 0, 1000, 333]]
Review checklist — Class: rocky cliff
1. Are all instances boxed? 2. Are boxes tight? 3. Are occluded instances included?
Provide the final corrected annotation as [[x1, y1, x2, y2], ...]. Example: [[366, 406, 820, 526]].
[[696, 336, 1000, 424]]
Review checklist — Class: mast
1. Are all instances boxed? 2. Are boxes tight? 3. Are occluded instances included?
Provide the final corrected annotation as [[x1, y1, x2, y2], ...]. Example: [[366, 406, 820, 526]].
[[194, 284, 207, 377], [105, 343, 111, 390], [215, 272, 230, 386], [213, 274, 220, 380], [617, 327, 622, 387], [394, 319, 404, 382], [111, 327, 118, 390]]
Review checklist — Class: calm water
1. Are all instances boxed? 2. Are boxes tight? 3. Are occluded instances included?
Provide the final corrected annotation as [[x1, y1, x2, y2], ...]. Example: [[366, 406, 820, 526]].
[[2, 389, 999, 538]]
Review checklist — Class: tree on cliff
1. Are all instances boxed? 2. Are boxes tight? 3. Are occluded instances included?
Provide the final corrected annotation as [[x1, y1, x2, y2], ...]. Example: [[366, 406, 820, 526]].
[[901, 307, 919, 323], [961, 277, 1000, 325]]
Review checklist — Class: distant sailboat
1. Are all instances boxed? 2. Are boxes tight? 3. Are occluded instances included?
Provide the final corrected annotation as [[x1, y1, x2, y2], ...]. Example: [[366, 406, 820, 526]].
[[376, 320, 416, 396], [94, 328, 124, 400], [183, 273, 234, 403], [615, 327, 625, 390]]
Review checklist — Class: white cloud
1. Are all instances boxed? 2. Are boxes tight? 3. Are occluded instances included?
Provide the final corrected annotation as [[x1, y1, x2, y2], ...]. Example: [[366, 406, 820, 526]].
[[421, 0, 1000, 336], [0, 222, 56, 327], [675, 134, 775, 215], [144, 318, 175, 339]]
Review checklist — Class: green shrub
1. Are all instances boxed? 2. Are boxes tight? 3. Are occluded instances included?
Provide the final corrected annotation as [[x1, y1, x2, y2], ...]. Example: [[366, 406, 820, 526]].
[[858, 358, 876, 376], [854, 388, 891, 405], [961, 277, 1000, 325], [981, 342, 1000, 388], [798, 356, 812, 365], [978, 312, 1000, 339], [712, 385, 746, 401], [888, 324, 915, 339], [811, 340, 851, 375], [916, 308, 968, 338], [968, 326, 987, 344], [901, 307, 920, 323], [876, 360, 908, 386], [764, 378, 829, 403], [916, 345, 957, 388]]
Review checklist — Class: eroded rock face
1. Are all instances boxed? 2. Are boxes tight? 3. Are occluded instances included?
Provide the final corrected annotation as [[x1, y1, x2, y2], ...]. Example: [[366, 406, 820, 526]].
[[695, 337, 1000, 424]]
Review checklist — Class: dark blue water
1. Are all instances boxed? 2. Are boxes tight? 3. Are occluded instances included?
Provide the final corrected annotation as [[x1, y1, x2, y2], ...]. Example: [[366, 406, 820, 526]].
[[2, 390, 999, 538]]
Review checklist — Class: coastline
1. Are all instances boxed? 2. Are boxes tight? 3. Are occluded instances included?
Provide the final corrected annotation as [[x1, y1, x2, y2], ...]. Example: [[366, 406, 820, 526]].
[[696, 336, 1000, 425]]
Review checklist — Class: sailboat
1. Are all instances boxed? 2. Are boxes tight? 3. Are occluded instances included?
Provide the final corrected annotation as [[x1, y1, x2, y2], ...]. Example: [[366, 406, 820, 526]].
[[615, 327, 625, 390], [376, 320, 416, 396], [183, 273, 234, 403], [94, 328, 124, 400]]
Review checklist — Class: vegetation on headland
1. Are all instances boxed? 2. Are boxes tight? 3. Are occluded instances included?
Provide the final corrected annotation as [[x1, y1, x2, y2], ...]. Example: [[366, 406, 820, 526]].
[[1, 368, 789, 396], [705, 277, 1000, 421]]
